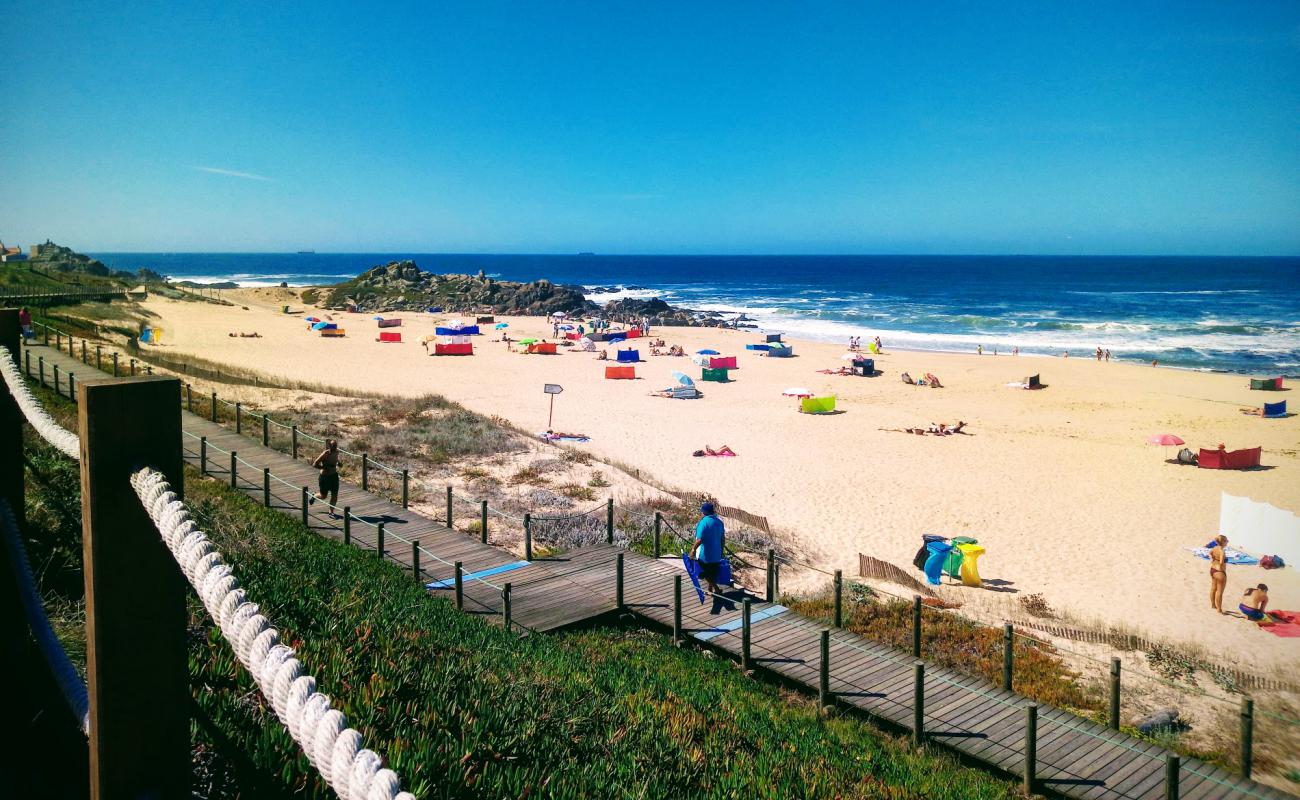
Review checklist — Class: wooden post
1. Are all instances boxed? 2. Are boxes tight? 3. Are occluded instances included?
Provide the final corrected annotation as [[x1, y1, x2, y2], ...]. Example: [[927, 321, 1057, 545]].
[[766, 548, 775, 602], [523, 513, 533, 561], [0, 310, 23, 530], [1110, 657, 1121, 730], [342, 508, 351, 545], [38, 355, 45, 387], [81, 340, 87, 362], [913, 661, 925, 745], [741, 599, 752, 671], [96, 344, 102, 370], [819, 629, 831, 709], [301, 486, 308, 526], [25, 349, 30, 377], [53, 364, 60, 396], [361, 453, 369, 490], [68, 372, 76, 400], [401, 469, 409, 508], [454, 561, 463, 610], [79, 375, 189, 799], [606, 498, 614, 543], [616, 552, 624, 609], [480, 500, 488, 544], [112, 352, 118, 377], [262, 468, 270, 507], [446, 486, 453, 528], [1241, 697, 1254, 779], [653, 511, 662, 558], [912, 595, 922, 658], [55, 331, 61, 350], [1003, 624, 1014, 691], [673, 575, 682, 645], [43, 323, 49, 344], [377, 522, 385, 558], [185, 383, 192, 412], [229, 451, 237, 488], [833, 569, 843, 628], [199, 436, 207, 474], [129, 358, 136, 376], [261, 413, 269, 446], [411, 541, 420, 581], [145, 366, 152, 376], [502, 583, 512, 632], [1024, 704, 1038, 795], [1165, 755, 1180, 800], [235, 402, 241, 433], [291, 425, 298, 458]]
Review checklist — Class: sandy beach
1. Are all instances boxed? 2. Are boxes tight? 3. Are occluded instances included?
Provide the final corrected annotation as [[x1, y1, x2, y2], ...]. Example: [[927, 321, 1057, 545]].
[[140, 289, 1300, 670]]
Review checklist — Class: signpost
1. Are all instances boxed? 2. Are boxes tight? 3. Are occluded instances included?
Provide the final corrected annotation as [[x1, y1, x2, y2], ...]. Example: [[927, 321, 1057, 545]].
[[543, 383, 563, 429]]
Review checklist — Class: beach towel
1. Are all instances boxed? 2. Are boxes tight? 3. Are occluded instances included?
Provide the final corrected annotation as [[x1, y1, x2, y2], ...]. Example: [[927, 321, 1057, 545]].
[[671, 386, 701, 399], [1263, 400, 1287, 418], [378, 331, 402, 343], [1185, 546, 1258, 565], [1260, 610, 1300, 637]]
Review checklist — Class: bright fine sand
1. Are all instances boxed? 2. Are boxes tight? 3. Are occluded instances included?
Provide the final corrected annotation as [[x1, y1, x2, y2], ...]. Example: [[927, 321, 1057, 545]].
[[145, 291, 1300, 669]]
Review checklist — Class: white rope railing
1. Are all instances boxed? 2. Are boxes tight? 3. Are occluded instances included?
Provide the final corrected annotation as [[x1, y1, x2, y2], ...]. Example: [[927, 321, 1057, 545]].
[[0, 497, 90, 734], [130, 467, 416, 800], [0, 349, 80, 460]]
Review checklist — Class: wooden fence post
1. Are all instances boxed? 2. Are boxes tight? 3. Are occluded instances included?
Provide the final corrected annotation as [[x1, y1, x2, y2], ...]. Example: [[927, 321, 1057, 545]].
[[342, 508, 351, 545], [411, 541, 420, 581], [741, 599, 752, 671], [95, 344, 102, 370], [912, 595, 922, 658], [68, 372, 76, 400], [446, 486, 453, 528], [819, 629, 831, 709], [38, 355, 45, 387], [480, 500, 488, 544], [606, 498, 614, 543], [53, 364, 60, 396], [235, 402, 241, 434], [401, 469, 409, 508], [291, 425, 298, 459], [1165, 755, 1180, 800], [229, 451, 237, 488], [1241, 697, 1254, 780], [1110, 657, 1121, 730], [111, 352, 118, 377], [913, 661, 925, 745], [454, 561, 463, 610], [1003, 624, 1014, 691], [199, 436, 207, 474], [209, 391, 216, 422], [129, 358, 136, 376], [361, 453, 369, 490], [79, 375, 189, 799], [1024, 704, 1037, 795], [765, 548, 775, 602], [261, 414, 269, 446], [616, 552, 624, 609], [502, 583, 512, 632], [377, 522, 385, 558], [523, 513, 533, 561], [262, 468, 270, 507], [653, 511, 662, 558], [833, 569, 843, 628], [185, 383, 192, 412], [300, 486, 308, 526]]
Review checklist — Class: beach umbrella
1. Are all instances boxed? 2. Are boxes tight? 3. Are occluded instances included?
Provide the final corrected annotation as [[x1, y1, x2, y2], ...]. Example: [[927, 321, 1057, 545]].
[[840, 352, 861, 360], [305, 316, 320, 323], [519, 338, 537, 345], [782, 387, 813, 397], [311, 321, 329, 330], [372, 316, 384, 320], [696, 349, 719, 355], [495, 322, 509, 329], [559, 324, 574, 330], [672, 371, 694, 386], [550, 311, 567, 318], [1147, 433, 1186, 459]]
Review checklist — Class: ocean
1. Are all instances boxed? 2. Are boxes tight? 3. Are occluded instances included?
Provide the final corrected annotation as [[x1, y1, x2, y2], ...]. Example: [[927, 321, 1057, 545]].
[[91, 253, 1300, 375]]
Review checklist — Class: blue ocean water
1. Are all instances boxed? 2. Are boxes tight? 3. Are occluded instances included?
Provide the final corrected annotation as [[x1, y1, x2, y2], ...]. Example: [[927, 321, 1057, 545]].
[[92, 253, 1300, 374]]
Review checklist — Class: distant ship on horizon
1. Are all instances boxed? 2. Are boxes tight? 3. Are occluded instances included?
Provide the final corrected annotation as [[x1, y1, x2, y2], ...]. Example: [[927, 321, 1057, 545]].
[[296, 249, 315, 254], [577, 251, 595, 256]]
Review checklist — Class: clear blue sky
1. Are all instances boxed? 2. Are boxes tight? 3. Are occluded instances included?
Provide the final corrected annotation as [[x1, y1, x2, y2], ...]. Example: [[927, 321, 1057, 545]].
[[2, 2, 1297, 255]]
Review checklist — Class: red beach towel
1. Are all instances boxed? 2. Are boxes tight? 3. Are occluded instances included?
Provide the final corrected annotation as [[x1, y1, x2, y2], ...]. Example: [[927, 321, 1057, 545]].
[[1261, 610, 1300, 637]]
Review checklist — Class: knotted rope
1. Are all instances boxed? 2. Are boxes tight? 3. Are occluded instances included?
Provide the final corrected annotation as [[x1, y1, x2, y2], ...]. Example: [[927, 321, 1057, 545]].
[[0, 348, 80, 460]]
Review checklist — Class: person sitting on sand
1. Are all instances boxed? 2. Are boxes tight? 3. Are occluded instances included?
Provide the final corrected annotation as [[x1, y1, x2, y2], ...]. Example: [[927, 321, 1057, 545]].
[[650, 346, 663, 356], [596, 350, 608, 360], [950, 420, 967, 434], [1239, 584, 1269, 622], [924, 373, 943, 388]]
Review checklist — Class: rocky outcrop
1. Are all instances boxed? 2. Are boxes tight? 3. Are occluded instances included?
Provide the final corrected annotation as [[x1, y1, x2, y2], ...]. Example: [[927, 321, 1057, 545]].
[[29, 240, 111, 276], [323, 259, 729, 326]]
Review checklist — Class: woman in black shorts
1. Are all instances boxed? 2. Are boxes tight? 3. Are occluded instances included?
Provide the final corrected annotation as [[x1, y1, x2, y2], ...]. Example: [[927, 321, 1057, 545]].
[[310, 439, 341, 515]]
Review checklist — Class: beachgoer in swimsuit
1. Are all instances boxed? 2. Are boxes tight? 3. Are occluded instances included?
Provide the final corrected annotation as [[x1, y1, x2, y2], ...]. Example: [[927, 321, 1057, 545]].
[[310, 439, 341, 516], [1239, 584, 1269, 622], [1209, 535, 1228, 614]]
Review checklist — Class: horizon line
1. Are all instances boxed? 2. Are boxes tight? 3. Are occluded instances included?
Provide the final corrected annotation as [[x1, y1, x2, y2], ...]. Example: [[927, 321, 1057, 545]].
[[82, 250, 1300, 259]]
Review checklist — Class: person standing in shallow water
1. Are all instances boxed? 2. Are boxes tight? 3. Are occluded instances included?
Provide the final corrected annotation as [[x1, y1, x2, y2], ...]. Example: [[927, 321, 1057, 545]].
[[310, 439, 341, 516]]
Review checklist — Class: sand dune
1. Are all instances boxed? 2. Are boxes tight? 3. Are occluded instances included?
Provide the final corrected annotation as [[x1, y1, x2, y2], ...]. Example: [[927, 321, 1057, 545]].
[[141, 290, 1300, 669]]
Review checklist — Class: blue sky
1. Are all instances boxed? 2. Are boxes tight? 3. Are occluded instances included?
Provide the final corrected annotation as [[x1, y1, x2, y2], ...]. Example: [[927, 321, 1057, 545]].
[[1, 2, 1297, 255]]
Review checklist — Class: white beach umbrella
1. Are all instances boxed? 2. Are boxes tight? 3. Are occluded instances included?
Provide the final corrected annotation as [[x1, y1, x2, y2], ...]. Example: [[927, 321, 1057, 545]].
[[782, 387, 813, 397]]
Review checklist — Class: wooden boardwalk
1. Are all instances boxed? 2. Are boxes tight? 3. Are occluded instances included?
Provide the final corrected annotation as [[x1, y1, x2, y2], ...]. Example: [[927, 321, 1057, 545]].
[[21, 339, 1288, 800]]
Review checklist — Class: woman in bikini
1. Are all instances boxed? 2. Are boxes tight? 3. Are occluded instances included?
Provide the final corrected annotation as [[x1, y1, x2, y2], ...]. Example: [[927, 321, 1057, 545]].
[[1239, 584, 1269, 622], [1209, 534, 1228, 614]]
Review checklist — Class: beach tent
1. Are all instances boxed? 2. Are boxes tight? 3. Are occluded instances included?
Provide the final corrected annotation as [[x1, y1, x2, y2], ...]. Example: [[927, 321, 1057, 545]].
[[526, 342, 558, 354], [852, 357, 874, 375], [377, 318, 402, 328], [477, 315, 494, 324], [625, 329, 642, 339], [1024, 374, 1043, 390], [378, 332, 402, 343], [1219, 492, 1299, 569], [320, 329, 346, 338], [617, 349, 640, 363], [1198, 447, 1262, 470], [708, 356, 738, 369], [605, 366, 636, 380], [701, 368, 730, 382], [434, 341, 473, 355], [1263, 401, 1287, 418], [1250, 377, 1284, 390], [768, 346, 794, 358], [765, 333, 783, 343], [800, 396, 837, 414]]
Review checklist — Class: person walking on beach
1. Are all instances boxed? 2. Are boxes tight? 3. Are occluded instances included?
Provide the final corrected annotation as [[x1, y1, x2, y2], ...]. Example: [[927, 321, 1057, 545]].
[[692, 502, 726, 598], [1209, 534, 1228, 614], [18, 306, 33, 338], [977, 344, 983, 356], [1096, 347, 1103, 361], [310, 439, 341, 516], [874, 336, 883, 353], [1104, 349, 1111, 362]]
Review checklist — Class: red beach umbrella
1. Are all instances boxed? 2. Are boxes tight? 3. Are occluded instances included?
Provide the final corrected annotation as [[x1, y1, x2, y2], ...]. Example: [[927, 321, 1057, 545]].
[[1147, 433, 1185, 459]]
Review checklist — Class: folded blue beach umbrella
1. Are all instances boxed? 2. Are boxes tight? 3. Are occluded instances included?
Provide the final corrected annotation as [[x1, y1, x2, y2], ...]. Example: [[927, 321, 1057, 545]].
[[311, 321, 329, 330], [696, 349, 719, 355], [372, 315, 384, 320], [672, 371, 694, 386]]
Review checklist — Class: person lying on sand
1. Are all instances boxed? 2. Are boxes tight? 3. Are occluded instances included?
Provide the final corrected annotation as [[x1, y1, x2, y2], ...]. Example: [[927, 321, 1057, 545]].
[[1240, 407, 1267, 416], [924, 373, 943, 388], [543, 430, 589, 440], [693, 445, 737, 457], [229, 332, 262, 337], [817, 367, 855, 375], [1240, 584, 1269, 622]]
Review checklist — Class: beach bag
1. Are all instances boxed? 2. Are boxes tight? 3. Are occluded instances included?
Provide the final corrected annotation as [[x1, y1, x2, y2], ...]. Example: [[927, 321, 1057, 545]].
[[1260, 555, 1285, 570], [718, 558, 733, 586]]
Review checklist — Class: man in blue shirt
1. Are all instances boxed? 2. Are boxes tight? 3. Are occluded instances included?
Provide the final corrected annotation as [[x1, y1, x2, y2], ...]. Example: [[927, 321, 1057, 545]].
[[692, 502, 726, 596]]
